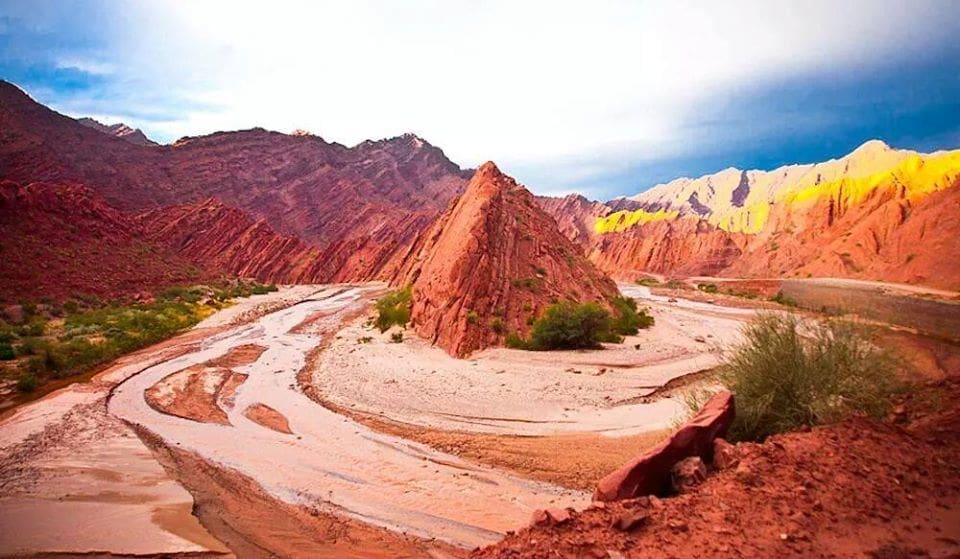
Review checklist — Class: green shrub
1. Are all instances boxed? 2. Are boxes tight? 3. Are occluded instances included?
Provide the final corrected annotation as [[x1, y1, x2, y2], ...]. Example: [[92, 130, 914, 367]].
[[63, 300, 80, 315], [770, 291, 798, 307], [465, 310, 479, 325], [20, 301, 37, 317], [16, 318, 46, 337], [16, 371, 38, 392], [717, 313, 899, 441], [490, 317, 505, 334], [529, 302, 612, 350], [505, 332, 531, 350], [635, 277, 660, 287], [609, 295, 654, 336], [390, 332, 403, 343], [697, 283, 719, 294], [0, 342, 14, 360], [374, 287, 411, 332]]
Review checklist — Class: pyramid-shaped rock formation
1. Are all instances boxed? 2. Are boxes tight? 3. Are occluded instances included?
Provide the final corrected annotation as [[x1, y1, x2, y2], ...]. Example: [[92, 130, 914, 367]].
[[393, 162, 621, 356]]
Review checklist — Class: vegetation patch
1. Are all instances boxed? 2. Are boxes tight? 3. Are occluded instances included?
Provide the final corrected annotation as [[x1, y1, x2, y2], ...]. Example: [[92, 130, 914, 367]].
[[507, 296, 654, 351], [713, 313, 899, 441], [373, 287, 411, 332], [2, 280, 276, 395]]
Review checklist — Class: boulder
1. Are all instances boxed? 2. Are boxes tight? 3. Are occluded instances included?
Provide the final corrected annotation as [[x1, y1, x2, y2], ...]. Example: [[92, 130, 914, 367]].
[[712, 438, 740, 470], [671, 456, 708, 493], [594, 391, 735, 501]]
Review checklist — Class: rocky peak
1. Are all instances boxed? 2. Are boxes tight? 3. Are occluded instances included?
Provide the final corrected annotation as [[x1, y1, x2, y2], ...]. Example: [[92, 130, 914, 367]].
[[77, 117, 158, 146], [394, 162, 620, 356]]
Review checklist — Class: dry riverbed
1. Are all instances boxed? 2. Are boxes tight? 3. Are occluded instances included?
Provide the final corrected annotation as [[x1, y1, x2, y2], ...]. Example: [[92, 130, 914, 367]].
[[0, 282, 755, 556]]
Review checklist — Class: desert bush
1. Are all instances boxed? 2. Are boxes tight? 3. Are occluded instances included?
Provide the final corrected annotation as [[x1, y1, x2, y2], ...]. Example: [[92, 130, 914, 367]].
[[490, 317, 505, 334], [697, 283, 719, 294], [609, 295, 654, 336], [718, 313, 899, 441], [770, 291, 798, 307], [374, 287, 411, 332], [0, 342, 14, 360], [16, 371, 38, 392], [529, 302, 613, 350], [505, 332, 530, 349], [16, 318, 46, 337], [390, 332, 404, 343], [465, 310, 479, 324]]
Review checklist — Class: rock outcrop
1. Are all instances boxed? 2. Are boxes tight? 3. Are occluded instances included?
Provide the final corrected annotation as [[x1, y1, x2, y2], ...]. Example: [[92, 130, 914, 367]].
[[77, 117, 158, 146], [0, 180, 206, 302], [393, 162, 620, 357], [594, 391, 734, 502]]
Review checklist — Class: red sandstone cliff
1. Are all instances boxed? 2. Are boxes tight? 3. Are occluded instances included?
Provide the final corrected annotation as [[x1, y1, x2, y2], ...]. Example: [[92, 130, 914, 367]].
[[393, 162, 620, 357]]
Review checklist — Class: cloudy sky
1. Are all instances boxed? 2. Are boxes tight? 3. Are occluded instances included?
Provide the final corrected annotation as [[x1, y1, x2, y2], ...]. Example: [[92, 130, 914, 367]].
[[1, 0, 959, 199]]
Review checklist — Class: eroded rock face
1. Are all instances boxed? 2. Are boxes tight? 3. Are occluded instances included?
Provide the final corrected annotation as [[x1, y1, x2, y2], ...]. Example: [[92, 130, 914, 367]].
[[594, 391, 735, 502], [393, 162, 621, 357], [137, 198, 337, 284]]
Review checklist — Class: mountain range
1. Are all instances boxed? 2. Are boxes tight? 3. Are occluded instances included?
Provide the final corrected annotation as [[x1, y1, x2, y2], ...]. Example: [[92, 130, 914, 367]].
[[2, 79, 959, 310]]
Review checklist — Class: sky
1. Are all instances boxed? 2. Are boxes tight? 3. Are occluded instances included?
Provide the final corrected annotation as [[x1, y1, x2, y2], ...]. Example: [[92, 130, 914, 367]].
[[1, 0, 959, 200]]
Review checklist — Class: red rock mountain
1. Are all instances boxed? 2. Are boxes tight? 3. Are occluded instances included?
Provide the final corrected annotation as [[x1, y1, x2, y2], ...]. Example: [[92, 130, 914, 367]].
[[0, 80, 471, 283], [393, 162, 620, 357], [77, 117, 158, 146], [540, 141, 960, 289], [0, 180, 207, 302], [0, 80, 474, 299]]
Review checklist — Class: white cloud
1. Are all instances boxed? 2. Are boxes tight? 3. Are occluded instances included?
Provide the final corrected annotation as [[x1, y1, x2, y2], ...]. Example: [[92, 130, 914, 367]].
[[54, 57, 115, 75], [31, 0, 959, 191]]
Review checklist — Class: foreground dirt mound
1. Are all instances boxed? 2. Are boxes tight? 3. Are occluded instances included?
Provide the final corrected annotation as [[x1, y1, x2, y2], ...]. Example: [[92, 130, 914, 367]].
[[474, 379, 960, 558], [0, 180, 209, 302], [393, 161, 620, 356]]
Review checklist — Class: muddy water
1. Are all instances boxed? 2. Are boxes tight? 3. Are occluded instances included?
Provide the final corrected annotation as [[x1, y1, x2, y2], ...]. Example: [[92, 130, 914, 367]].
[[108, 286, 583, 548]]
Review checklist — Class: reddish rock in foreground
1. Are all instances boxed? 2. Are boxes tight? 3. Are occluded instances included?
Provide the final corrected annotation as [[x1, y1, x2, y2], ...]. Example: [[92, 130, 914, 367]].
[[393, 161, 620, 357], [594, 391, 735, 502]]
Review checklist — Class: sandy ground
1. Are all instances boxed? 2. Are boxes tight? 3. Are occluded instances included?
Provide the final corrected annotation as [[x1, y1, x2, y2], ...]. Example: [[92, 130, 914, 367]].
[[307, 284, 754, 437], [0, 286, 325, 558], [0, 339, 229, 557]]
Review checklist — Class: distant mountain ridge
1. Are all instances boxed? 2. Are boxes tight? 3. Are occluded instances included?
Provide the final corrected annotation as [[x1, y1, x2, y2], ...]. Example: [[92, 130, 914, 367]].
[[538, 141, 960, 289], [77, 117, 158, 146]]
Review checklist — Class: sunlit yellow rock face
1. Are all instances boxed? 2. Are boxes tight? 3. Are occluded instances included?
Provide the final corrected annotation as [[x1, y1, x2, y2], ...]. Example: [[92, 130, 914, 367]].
[[593, 208, 679, 233], [593, 141, 960, 236]]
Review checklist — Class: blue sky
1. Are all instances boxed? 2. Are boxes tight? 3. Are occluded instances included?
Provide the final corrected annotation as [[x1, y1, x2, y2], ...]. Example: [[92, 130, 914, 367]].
[[2, 0, 959, 200]]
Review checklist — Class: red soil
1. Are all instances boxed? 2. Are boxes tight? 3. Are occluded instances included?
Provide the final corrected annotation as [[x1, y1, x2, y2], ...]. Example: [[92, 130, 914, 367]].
[[474, 379, 960, 558]]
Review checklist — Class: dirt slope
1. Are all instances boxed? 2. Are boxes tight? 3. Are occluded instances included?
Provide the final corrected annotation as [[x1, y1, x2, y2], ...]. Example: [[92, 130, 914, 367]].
[[394, 162, 620, 356], [474, 376, 960, 558]]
